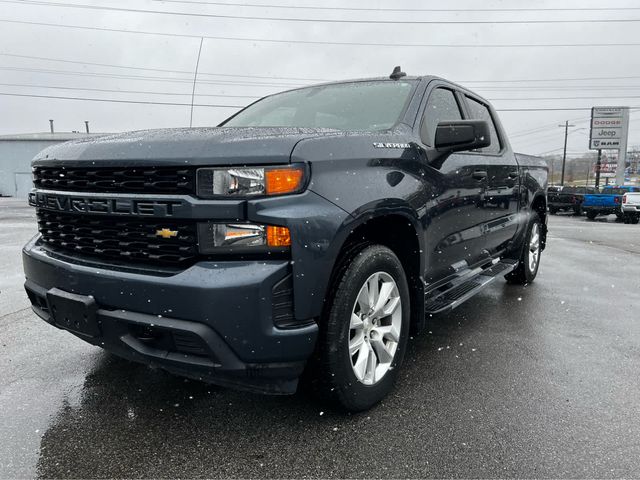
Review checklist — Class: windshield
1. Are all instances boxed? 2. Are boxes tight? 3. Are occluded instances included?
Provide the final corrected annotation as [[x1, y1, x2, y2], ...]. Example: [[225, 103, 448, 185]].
[[222, 80, 416, 131]]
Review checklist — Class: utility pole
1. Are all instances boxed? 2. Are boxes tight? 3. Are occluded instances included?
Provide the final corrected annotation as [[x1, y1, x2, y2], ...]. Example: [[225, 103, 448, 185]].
[[559, 120, 575, 186], [586, 161, 590, 186]]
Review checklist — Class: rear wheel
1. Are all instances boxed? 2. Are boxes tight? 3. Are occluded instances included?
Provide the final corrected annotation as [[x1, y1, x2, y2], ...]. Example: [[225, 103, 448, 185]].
[[625, 213, 640, 225], [506, 212, 542, 285], [586, 211, 598, 220], [312, 245, 410, 412], [573, 206, 583, 216]]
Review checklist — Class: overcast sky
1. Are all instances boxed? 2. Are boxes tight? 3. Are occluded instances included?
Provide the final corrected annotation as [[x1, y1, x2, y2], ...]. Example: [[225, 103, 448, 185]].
[[1, 0, 640, 156]]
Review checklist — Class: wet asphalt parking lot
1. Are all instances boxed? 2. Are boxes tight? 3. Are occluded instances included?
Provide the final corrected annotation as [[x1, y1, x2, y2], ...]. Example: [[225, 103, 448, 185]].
[[1, 198, 640, 478]]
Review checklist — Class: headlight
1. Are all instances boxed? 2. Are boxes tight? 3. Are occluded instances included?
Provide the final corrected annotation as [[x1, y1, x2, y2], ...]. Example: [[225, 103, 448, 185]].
[[196, 164, 306, 198], [197, 222, 291, 254]]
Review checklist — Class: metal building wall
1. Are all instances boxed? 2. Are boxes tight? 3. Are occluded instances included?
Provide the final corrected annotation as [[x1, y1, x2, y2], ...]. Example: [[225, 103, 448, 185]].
[[1, 140, 73, 198]]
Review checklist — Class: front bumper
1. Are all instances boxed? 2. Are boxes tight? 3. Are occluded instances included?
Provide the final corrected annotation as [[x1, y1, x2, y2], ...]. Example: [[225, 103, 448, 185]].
[[622, 205, 640, 213], [23, 235, 318, 394]]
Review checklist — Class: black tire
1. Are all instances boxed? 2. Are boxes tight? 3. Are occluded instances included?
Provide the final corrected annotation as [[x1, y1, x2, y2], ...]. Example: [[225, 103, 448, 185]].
[[586, 211, 598, 220], [312, 244, 410, 412], [623, 215, 631, 224], [573, 206, 583, 216], [506, 212, 542, 285], [632, 216, 640, 225]]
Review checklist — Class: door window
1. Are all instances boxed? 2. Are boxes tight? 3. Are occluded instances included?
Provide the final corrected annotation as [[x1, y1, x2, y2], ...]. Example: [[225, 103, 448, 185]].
[[421, 88, 463, 146], [465, 97, 501, 154]]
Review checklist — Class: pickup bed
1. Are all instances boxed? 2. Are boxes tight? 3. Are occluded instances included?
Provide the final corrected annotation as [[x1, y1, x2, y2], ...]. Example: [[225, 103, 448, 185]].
[[622, 192, 640, 224], [583, 186, 640, 220], [23, 68, 548, 411]]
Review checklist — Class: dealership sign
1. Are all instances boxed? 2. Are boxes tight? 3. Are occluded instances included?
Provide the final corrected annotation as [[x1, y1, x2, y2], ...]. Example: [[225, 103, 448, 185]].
[[589, 106, 630, 185], [589, 107, 629, 150]]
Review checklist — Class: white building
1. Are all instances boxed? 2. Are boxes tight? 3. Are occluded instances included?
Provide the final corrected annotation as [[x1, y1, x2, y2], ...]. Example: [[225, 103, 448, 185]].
[[0, 132, 106, 198]]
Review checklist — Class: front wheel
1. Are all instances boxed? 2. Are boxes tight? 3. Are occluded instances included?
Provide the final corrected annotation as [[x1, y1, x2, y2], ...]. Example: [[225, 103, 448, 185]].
[[312, 245, 410, 412], [506, 212, 542, 285]]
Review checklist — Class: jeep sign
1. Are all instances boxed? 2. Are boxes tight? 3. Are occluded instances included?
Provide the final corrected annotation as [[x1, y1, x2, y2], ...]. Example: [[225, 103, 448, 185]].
[[589, 106, 630, 185]]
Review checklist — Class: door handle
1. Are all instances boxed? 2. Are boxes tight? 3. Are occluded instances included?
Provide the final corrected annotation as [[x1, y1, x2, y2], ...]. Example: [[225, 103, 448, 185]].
[[472, 170, 487, 180]]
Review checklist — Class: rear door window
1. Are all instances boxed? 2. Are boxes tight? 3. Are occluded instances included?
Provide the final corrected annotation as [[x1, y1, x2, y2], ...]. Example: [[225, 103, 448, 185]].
[[465, 96, 501, 154]]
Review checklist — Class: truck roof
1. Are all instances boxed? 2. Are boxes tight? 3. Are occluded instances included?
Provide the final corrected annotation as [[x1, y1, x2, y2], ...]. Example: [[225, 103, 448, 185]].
[[268, 75, 492, 109]]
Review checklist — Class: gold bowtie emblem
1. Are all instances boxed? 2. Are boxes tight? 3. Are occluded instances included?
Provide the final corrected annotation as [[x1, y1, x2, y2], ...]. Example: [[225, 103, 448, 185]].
[[156, 228, 178, 239]]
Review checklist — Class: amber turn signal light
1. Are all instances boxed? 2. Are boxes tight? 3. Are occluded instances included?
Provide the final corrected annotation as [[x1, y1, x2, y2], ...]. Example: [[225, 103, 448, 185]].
[[266, 225, 291, 247], [265, 166, 305, 195]]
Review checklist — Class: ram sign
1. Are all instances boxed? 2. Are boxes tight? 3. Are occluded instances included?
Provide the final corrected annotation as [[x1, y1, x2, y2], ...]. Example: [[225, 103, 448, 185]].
[[589, 106, 630, 185], [589, 107, 629, 150]]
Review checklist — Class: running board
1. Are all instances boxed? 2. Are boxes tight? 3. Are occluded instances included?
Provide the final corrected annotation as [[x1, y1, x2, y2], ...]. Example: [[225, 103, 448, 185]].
[[424, 259, 519, 315]]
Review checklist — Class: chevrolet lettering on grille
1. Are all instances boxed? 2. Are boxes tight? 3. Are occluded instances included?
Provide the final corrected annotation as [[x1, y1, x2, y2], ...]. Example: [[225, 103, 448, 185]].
[[28, 192, 182, 217]]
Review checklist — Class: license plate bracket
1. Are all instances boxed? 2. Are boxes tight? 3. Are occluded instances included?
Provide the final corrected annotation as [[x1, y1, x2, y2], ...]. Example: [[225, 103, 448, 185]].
[[46, 288, 100, 338]]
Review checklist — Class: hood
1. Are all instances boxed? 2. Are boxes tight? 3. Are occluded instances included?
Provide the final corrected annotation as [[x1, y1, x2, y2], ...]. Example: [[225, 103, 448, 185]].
[[32, 127, 340, 167]]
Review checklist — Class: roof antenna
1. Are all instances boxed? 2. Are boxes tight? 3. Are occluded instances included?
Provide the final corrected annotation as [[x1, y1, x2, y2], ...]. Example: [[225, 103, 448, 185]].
[[389, 66, 406, 80]]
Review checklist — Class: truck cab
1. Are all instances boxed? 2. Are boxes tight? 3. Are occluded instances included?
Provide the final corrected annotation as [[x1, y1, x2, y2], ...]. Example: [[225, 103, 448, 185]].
[[23, 69, 548, 411]]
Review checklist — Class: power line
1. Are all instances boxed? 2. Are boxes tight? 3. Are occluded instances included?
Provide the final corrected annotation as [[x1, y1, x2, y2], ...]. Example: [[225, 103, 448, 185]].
[[0, 91, 244, 107], [492, 95, 640, 101], [474, 86, 640, 91], [9, 80, 640, 105], [498, 107, 609, 112], [0, 82, 259, 98], [3, 90, 640, 113], [0, 52, 330, 82], [4, 1, 640, 24], [7, 52, 640, 88], [148, 0, 640, 13], [0, 66, 303, 87], [4, 19, 640, 49], [6, 52, 640, 87], [462, 75, 640, 84], [507, 109, 639, 138]]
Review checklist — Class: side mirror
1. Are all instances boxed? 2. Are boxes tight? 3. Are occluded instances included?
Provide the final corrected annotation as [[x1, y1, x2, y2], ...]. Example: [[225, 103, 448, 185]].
[[434, 120, 491, 153]]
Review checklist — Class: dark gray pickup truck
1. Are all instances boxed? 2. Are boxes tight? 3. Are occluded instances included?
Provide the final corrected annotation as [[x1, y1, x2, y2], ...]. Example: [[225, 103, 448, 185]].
[[23, 68, 548, 411]]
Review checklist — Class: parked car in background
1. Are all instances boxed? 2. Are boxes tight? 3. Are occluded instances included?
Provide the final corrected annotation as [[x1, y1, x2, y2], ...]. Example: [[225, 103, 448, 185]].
[[548, 185, 599, 215], [621, 192, 640, 224], [583, 186, 640, 220], [546, 186, 562, 207]]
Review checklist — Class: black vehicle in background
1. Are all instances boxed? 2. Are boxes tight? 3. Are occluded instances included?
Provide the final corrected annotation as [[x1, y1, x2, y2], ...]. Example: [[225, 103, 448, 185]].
[[548, 186, 599, 215], [23, 69, 548, 411]]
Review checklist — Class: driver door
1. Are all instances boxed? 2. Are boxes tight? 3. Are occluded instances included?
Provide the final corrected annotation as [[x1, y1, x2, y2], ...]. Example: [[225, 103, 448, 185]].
[[419, 86, 490, 284]]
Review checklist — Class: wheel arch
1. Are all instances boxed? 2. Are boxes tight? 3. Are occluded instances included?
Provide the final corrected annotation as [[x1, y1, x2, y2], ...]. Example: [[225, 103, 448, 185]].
[[324, 207, 426, 334], [530, 192, 548, 251]]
